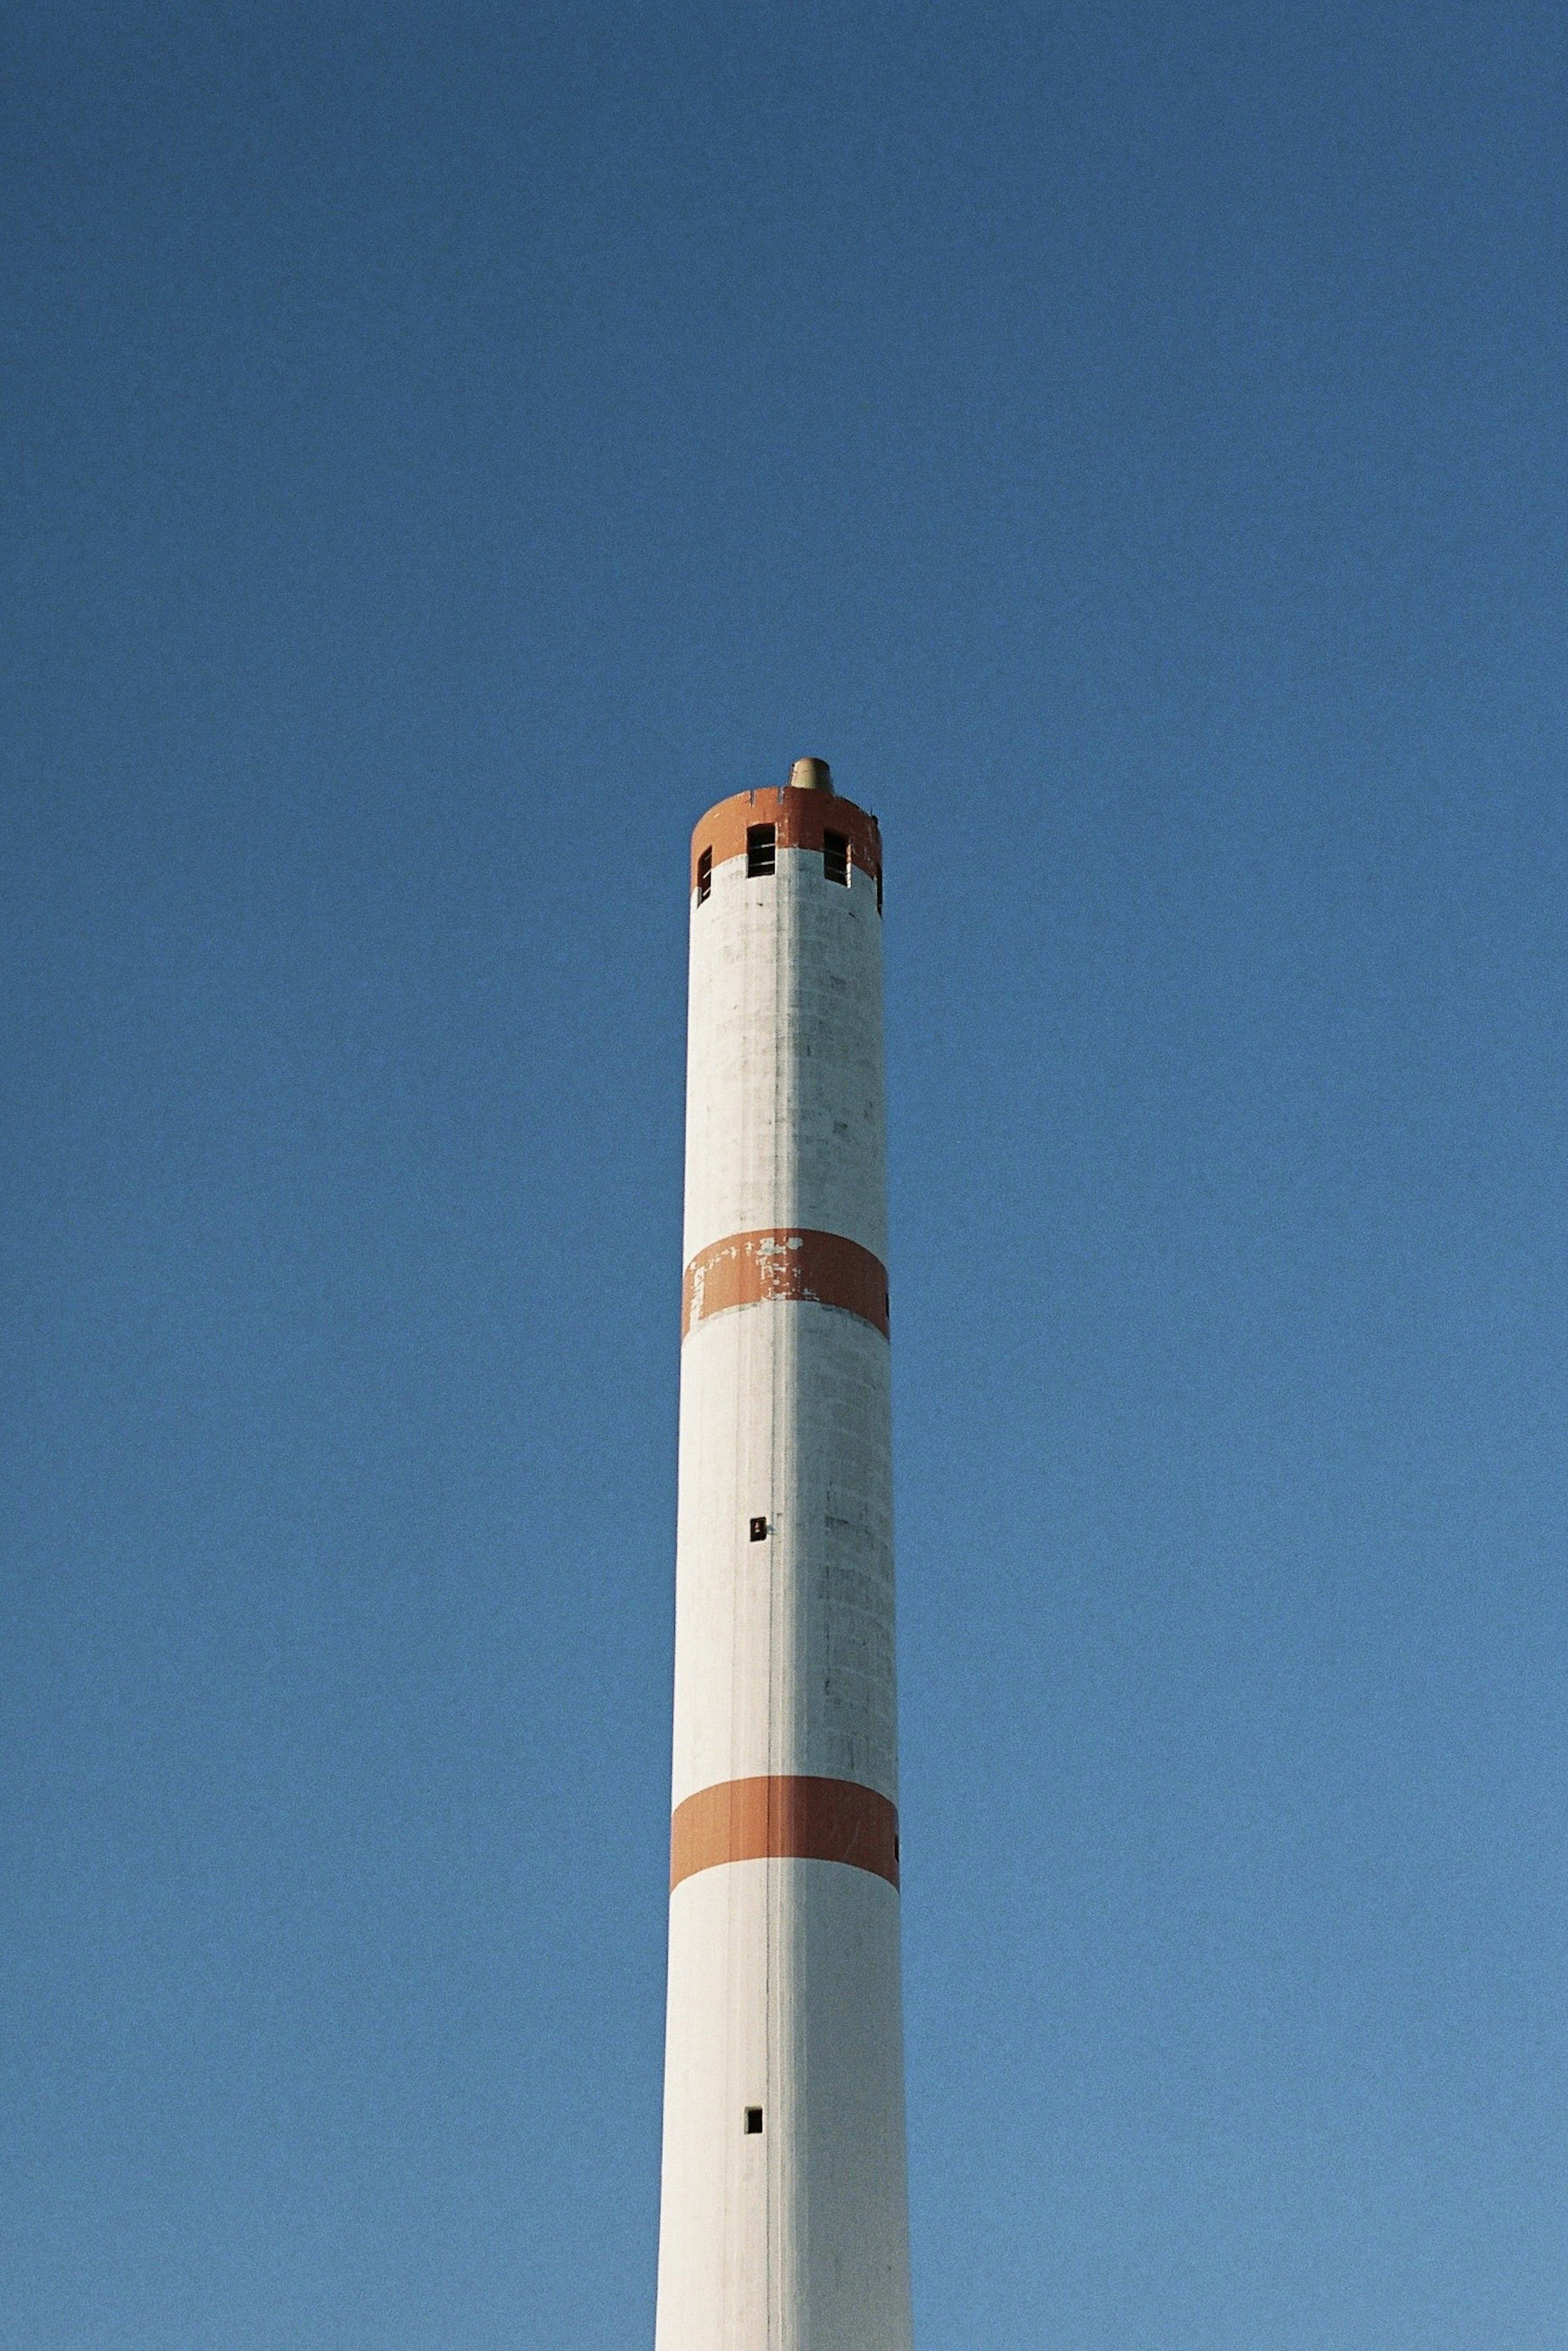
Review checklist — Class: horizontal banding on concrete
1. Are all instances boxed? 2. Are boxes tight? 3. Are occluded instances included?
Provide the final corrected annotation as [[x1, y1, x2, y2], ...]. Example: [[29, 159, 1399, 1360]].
[[690, 787, 882, 894], [670, 1775, 900, 1892], [682, 1228, 890, 1340]]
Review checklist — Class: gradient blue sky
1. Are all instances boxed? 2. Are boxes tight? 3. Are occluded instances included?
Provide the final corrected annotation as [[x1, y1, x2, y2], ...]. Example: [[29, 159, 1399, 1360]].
[[4, 5, 1567, 2345]]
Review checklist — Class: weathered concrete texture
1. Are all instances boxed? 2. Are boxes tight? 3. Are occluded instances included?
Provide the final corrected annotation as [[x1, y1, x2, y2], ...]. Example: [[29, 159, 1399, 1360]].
[[655, 785, 911, 2351], [682, 1227, 889, 1341], [682, 843, 888, 1264], [672, 1299, 896, 1805]]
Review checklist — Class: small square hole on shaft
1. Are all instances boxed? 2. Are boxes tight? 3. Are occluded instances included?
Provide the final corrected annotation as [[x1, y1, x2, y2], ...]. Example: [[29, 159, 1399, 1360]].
[[749, 1516, 768, 1542], [744, 2107, 764, 2135]]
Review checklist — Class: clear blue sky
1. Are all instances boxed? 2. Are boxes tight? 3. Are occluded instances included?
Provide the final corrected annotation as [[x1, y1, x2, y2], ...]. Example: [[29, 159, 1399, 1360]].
[[4, 5, 1566, 2344]]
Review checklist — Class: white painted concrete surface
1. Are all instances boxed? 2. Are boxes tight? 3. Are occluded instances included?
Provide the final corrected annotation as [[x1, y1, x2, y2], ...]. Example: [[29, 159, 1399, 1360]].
[[682, 844, 888, 1265], [658, 1862, 912, 2350], [655, 807, 913, 2351]]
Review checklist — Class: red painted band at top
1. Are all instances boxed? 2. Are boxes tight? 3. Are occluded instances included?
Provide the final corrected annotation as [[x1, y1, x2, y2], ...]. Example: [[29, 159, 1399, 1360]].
[[690, 786, 882, 895], [682, 1227, 890, 1340]]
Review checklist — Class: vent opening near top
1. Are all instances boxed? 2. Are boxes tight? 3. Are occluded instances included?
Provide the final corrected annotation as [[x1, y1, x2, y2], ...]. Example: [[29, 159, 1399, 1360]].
[[823, 830, 849, 886], [746, 824, 776, 878]]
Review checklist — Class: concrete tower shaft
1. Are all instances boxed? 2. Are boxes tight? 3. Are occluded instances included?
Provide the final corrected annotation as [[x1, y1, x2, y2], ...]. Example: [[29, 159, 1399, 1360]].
[[655, 774, 913, 2351]]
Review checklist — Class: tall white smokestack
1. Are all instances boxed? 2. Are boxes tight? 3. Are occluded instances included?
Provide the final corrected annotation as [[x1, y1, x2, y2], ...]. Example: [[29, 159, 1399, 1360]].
[[654, 764, 913, 2347]]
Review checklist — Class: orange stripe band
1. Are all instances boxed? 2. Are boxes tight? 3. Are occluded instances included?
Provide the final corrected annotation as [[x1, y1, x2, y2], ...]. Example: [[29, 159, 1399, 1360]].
[[690, 786, 882, 894], [682, 1228, 890, 1340], [670, 1775, 900, 1892]]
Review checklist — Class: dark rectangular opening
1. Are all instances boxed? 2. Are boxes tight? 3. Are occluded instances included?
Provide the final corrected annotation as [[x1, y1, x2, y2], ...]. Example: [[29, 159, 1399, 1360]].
[[749, 1516, 768, 1542], [746, 824, 776, 878], [744, 2107, 764, 2135], [823, 830, 849, 886], [876, 868, 883, 915], [696, 847, 712, 904]]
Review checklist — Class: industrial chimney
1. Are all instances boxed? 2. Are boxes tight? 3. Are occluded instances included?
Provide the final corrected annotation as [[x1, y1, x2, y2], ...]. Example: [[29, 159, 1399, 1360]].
[[654, 764, 912, 2347]]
